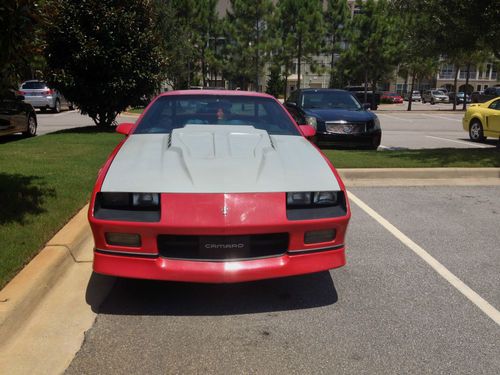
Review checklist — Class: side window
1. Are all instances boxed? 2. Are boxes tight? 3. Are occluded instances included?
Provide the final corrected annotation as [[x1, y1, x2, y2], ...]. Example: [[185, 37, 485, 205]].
[[489, 100, 500, 110]]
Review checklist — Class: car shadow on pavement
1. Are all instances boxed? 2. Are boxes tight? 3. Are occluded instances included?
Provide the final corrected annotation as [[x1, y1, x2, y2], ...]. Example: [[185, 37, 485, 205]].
[[48, 125, 117, 135], [0, 173, 56, 224], [86, 271, 338, 316], [0, 134, 27, 144]]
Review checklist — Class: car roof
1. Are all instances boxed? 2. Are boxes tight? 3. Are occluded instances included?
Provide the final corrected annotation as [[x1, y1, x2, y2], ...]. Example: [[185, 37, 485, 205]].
[[158, 90, 274, 99]]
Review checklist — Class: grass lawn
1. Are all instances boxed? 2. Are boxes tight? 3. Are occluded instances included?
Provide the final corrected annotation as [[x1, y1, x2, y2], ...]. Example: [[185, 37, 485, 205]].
[[127, 108, 144, 114], [0, 128, 121, 289], [0, 128, 499, 288], [323, 148, 500, 168]]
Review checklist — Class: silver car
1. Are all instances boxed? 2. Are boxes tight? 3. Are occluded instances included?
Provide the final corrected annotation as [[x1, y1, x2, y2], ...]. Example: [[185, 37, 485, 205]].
[[18, 80, 73, 113], [404, 90, 422, 102], [422, 90, 449, 104]]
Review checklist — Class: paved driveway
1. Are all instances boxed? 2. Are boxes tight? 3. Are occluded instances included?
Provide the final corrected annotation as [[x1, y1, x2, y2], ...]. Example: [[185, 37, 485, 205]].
[[66, 186, 500, 375]]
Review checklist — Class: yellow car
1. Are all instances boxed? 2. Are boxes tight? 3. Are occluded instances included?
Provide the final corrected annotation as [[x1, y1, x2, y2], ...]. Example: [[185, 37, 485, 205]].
[[463, 97, 500, 141]]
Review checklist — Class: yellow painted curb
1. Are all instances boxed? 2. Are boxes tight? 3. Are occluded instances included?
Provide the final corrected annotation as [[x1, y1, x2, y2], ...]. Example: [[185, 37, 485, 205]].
[[0, 205, 91, 349]]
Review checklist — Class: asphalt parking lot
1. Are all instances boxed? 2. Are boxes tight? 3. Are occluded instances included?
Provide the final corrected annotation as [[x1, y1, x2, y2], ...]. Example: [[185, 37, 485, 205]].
[[26, 107, 496, 150], [66, 186, 500, 375]]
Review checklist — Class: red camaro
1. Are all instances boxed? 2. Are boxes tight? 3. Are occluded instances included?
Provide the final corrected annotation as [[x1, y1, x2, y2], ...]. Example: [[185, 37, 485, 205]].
[[88, 90, 351, 283]]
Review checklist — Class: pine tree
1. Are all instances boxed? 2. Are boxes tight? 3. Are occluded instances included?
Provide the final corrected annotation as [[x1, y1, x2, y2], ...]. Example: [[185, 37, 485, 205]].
[[325, 0, 351, 88], [223, 0, 275, 91], [276, 0, 325, 90], [344, 0, 400, 105]]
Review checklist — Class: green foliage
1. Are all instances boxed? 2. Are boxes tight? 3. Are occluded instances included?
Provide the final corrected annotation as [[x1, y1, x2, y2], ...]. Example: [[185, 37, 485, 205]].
[[343, 0, 401, 94], [0, 0, 41, 93], [222, 0, 275, 91], [156, 0, 221, 89], [324, 0, 351, 88], [45, 0, 166, 127], [266, 65, 285, 98], [276, 0, 325, 89]]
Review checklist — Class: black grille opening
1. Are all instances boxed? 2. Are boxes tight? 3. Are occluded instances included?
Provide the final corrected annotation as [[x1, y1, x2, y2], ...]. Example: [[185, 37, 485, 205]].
[[157, 233, 289, 261]]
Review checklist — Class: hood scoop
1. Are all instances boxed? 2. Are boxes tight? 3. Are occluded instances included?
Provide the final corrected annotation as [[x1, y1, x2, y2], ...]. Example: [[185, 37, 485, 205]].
[[169, 125, 275, 159]]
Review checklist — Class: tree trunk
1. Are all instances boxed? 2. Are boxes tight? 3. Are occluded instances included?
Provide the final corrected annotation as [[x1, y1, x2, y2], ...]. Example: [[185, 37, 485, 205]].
[[452, 63, 459, 111], [407, 70, 416, 111], [371, 80, 376, 110], [255, 19, 260, 92], [297, 35, 302, 89], [363, 70, 368, 104], [329, 35, 335, 88], [463, 63, 471, 111], [201, 47, 206, 87]]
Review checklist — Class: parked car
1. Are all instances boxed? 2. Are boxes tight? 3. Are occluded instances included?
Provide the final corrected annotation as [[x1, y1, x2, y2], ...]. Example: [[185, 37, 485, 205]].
[[0, 90, 37, 137], [344, 85, 381, 110], [471, 86, 500, 103], [18, 80, 73, 113], [88, 90, 351, 283], [381, 92, 404, 104], [448, 91, 471, 104], [462, 97, 500, 141], [284, 89, 381, 149], [404, 91, 422, 102], [422, 90, 449, 104]]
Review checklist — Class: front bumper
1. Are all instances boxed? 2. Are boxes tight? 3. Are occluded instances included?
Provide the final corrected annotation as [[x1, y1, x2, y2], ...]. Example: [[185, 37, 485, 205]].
[[315, 130, 381, 148], [89, 193, 350, 283], [94, 247, 345, 283]]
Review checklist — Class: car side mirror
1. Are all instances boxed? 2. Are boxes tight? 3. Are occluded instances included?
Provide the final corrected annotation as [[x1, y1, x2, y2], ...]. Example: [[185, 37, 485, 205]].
[[363, 103, 371, 110], [286, 101, 297, 108], [116, 122, 134, 135], [299, 125, 316, 138]]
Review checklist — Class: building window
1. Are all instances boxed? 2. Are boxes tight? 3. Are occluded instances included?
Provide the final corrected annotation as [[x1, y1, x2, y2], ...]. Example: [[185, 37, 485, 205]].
[[491, 64, 497, 80], [439, 64, 454, 79], [459, 66, 477, 80], [477, 85, 481, 91]]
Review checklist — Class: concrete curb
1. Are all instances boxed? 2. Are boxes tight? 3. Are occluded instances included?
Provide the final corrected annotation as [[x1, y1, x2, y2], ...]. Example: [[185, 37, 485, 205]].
[[338, 168, 500, 186], [0, 205, 91, 349]]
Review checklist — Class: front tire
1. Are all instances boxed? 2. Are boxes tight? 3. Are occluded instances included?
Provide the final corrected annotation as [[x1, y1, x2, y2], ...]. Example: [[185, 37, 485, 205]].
[[469, 120, 485, 142], [23, 115, 37, 137]]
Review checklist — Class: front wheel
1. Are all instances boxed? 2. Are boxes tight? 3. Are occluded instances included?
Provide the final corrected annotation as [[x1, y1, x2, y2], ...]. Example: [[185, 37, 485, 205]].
[[23, 115, 37, 137], [469, 120, 485, 142]]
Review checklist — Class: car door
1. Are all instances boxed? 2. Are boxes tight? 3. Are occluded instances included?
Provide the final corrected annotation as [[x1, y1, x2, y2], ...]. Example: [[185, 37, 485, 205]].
[[0, 92, 24, 135], [486, 99, 500, 135]]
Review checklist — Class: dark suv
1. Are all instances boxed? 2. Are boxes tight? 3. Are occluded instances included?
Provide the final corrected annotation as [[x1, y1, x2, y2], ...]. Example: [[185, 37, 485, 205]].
[[471, 87, 500, 103], [284, 89, 381, 149]]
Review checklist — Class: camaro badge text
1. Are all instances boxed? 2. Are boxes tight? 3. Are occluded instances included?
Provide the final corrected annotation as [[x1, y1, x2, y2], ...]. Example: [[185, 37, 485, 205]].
[[222, 205, 229, 216]]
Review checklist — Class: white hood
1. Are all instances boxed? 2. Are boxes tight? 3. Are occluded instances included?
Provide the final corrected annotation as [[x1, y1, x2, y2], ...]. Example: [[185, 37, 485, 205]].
[[101, 125, 340, 193]]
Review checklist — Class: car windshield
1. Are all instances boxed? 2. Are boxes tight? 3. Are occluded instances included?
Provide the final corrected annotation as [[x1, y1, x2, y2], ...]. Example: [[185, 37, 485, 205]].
[[433, 90, 445, 95], [134, 95, 301, 136], [21, 81, 47, 90], [301, 91, 361, 110], [413, 91, 420, 95]]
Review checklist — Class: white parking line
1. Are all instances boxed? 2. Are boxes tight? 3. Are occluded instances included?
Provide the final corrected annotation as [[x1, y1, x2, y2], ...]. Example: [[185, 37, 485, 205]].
[[377, 113, 412, 122], [420, 113, 461, 122], [52, 110, 77, 117], [426, 136, 490, 148], [348, 191, 500, 326]]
